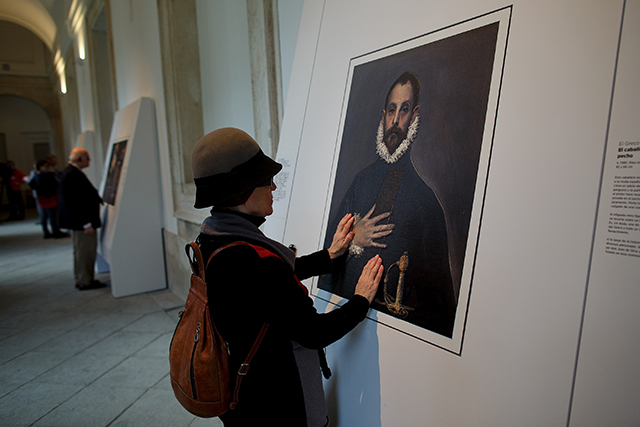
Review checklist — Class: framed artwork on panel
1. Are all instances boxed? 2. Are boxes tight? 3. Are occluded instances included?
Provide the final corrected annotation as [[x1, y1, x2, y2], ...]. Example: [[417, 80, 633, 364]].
[[314, 7, 512, 354], [103, 140, 128, 206]]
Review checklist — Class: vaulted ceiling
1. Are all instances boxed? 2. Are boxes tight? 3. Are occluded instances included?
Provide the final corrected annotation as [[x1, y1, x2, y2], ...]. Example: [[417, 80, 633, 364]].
[[0, 0, 57, 51]]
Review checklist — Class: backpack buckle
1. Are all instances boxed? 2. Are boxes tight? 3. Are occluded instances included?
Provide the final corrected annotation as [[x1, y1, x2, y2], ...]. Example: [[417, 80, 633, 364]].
[[238, 363, 250, 376]]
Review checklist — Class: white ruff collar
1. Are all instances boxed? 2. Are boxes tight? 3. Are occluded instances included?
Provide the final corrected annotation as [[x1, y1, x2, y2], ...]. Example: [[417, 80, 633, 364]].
[[375, 115, 420, 164]]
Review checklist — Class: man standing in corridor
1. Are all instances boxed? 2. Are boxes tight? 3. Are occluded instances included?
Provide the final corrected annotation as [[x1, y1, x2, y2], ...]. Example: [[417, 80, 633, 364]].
[[59, 147, 106, 290]]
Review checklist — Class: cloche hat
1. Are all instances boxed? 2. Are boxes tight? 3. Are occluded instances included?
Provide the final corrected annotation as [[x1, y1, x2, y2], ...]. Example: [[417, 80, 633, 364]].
[[192, 127, 282, 208]]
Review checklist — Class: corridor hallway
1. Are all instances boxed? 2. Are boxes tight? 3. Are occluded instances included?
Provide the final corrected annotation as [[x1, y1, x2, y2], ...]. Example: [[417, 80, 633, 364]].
[[0, 211, 221, 426]]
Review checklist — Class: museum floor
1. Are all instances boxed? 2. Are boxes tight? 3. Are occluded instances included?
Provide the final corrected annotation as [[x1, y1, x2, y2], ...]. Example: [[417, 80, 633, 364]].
[[0, 210, 222, 427]]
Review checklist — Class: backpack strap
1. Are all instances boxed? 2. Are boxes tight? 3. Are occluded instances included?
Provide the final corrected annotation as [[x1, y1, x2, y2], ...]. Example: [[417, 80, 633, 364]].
[[230, 322, 269, 410], [184, 241, 251, 282], [185, 242, 206, 280]]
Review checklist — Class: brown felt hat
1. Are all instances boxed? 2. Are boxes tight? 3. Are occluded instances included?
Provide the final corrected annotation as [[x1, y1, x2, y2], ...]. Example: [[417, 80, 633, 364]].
[[191, 128, 282, 208]]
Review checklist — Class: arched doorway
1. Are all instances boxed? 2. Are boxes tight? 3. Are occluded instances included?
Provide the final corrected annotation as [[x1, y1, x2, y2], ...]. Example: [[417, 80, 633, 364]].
[[0, 20, 65, 164], [0, 94, 55, 217], [0, 94, 55, 168]]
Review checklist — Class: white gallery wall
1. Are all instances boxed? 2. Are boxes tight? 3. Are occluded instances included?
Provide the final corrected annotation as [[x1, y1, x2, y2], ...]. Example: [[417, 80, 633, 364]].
[[109, 0, 176, 234], [72, 39, 106, 183], [269, 0, 639, 425], [197, 0, 256, 137], [278, 0, 305, 106], [107, 0, 306, 236], [73, 27, 96, 147], [569, 1, 640, 424], [196, 0, 305, 141]]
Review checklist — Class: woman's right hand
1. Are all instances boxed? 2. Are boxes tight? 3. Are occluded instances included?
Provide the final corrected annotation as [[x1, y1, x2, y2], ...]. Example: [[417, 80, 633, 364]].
[[354, 255, 384, 304]]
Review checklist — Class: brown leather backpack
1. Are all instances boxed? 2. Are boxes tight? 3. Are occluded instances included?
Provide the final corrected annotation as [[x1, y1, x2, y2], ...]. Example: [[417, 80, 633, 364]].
[[169, 241, 267, 418]]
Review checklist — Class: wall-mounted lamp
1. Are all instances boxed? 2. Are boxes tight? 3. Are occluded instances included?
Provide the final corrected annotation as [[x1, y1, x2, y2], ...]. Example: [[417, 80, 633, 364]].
[[59, 71, 68, 94], [54, 50, 67, 94], [68, 0, 86, 61], [77, 28, 86, 61]]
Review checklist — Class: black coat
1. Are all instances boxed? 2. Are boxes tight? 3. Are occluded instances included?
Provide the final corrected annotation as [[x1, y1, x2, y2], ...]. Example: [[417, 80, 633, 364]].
[[59, 164, 103, 230], [32, 172, 58, 197], [198, 227, 370, 426]]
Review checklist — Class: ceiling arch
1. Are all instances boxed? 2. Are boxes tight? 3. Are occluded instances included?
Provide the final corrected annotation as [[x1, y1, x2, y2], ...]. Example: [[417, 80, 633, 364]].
[[0, 0, 57, 51]]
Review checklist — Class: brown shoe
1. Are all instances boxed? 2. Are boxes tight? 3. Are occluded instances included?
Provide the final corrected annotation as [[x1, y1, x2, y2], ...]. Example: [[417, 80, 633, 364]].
[[76, 281, 107, 290]]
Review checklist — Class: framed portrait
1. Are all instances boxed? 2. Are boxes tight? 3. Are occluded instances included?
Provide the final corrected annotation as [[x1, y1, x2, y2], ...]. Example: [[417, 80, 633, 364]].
[[313, 7, 512, 354], [103, 139, 128, 206]]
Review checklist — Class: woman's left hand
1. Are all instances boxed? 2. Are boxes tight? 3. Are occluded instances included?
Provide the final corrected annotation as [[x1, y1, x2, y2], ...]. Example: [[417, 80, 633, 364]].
[[327, 213, 355, 259]]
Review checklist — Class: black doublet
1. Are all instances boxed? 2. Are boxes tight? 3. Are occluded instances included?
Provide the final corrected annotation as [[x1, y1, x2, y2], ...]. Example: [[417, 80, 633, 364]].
[[320, 151, 457, 337]]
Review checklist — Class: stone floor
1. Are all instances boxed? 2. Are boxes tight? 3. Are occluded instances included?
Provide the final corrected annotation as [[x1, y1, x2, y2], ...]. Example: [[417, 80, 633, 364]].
[[0, 211, 222, 427]]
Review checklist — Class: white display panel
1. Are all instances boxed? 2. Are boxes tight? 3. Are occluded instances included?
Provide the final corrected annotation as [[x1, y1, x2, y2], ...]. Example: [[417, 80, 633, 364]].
[[98, 97, 166, 298], [271, 0, 633, 425], [569, 1, 640, 425]]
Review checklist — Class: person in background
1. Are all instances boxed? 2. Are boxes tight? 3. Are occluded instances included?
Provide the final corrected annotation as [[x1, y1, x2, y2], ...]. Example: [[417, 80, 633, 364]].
[[191, 127, 384, 426], [5, 161, 27, 220], [32, 159, 68, 239], [46, 154, 63, 182], [58, 148, 105, 290]]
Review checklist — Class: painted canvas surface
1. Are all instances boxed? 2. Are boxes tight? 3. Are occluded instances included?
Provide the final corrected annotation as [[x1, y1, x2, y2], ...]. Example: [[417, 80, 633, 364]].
[[103, 139, 128, 206], [316, 9, 510, 351]]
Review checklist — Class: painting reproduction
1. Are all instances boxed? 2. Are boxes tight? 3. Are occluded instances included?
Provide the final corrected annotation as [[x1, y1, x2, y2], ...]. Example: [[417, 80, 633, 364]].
[[103, 140, 128, 206], [315, 8, 511, 352]]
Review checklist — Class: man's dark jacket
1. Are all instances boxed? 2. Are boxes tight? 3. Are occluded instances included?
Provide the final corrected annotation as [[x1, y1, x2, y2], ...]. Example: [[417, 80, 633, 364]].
[[58, 164, 103, 230]]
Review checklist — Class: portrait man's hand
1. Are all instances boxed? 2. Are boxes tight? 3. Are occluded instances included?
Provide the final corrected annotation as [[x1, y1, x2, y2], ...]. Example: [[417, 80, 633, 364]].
[[352, 204, 394, 249]]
